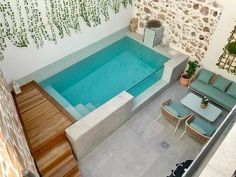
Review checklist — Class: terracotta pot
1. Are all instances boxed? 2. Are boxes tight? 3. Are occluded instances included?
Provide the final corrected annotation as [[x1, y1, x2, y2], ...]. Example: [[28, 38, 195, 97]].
[[179, 74, 190, 87]]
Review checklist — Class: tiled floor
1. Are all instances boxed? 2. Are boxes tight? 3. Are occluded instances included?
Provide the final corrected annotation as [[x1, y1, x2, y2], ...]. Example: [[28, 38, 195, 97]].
[[79, 82, 229, 177]]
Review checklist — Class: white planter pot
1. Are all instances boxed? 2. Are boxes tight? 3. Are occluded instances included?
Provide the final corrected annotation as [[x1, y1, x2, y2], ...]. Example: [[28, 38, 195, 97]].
[[143, 26, 165, 47]]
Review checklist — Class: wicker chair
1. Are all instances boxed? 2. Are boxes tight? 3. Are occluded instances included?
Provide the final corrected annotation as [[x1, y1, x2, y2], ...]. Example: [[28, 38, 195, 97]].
[[157, 99, 192, 135], [179, 115, 216, 144]]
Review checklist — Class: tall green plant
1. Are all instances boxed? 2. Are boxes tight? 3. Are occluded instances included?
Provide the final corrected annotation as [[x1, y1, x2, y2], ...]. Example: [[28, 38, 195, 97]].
[[185, 60, 200, 79]]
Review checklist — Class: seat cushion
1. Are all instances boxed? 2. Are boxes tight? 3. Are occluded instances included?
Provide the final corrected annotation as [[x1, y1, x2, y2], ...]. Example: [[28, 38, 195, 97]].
[[190, 80, 236, 109], [197, 69, 214, 84], [169, 102, 190, 118], [213, 75, 231, 92], [163, 105, 178, 117], [189, 122, 207, 135], [226, 82, 236, 99], [190, 117, 216, 137]]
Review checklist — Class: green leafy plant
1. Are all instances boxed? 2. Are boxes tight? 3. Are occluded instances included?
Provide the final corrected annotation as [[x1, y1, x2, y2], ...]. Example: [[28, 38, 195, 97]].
[[184, 60, 200, 79], [227, 41, 236, 54], [0, 0, 132, 61], [201, 96, 209, 106]]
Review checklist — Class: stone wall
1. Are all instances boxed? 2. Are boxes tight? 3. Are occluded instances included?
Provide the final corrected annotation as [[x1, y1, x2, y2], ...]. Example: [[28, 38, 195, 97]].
[[0, 69, 38, 177], [134, 0, 223, 60]]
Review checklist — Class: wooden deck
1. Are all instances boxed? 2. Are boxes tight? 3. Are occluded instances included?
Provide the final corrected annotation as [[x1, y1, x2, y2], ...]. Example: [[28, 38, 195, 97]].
[[13, 81, 81, 177]]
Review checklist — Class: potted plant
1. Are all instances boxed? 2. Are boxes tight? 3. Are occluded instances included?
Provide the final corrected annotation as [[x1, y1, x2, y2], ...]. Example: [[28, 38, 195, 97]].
[[201, 96, 209, 109], [143, 20, 165, 47], [227, 41, 236, 55], [179, 60, 200, 86]]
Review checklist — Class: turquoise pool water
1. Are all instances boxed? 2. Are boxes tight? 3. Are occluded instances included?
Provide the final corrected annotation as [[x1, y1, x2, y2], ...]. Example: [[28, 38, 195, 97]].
[[40, 37, 168, 120]]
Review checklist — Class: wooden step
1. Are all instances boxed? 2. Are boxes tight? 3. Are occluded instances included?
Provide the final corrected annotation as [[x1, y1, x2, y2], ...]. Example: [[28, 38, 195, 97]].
[[36, 139, 73, 175], [64, 167, 81, 177], [13, 81, 80, 177], [43, 154, 78, 177], [32, 131, 66, 159]]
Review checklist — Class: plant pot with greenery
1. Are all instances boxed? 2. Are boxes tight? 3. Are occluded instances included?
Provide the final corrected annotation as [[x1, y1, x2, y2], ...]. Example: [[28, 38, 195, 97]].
[[227, 41, 236, 55], [179, 60, 200, 87], [201, 96, 209, 109]]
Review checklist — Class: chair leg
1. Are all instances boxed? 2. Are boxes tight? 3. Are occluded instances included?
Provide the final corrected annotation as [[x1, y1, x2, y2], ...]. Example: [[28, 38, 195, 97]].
[[155, 113, 162, 121], [178, 130, 186, 140], [173, 120, 180, 135]]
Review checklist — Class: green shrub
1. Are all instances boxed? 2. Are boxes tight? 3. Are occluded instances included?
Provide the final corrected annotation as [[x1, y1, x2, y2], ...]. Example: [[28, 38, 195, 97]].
[[185, 60, 200, 79], [227, 41, 236, 54]]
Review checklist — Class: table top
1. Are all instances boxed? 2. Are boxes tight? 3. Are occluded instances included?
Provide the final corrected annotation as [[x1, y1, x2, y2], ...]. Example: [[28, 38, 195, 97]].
[[181, 93, 222, 122]]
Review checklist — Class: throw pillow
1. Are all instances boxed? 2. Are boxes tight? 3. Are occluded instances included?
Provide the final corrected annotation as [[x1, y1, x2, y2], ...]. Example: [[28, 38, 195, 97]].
[[197, 69, 214, 84], [213, 75, 231, 92], [226, 82, 236, 98]]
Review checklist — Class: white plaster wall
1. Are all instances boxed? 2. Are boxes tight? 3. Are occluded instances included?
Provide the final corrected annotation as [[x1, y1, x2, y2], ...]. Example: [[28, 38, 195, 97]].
[[202, 0, 236, 82], [0, 6, 133, 84], [1, 1, 235, 83]]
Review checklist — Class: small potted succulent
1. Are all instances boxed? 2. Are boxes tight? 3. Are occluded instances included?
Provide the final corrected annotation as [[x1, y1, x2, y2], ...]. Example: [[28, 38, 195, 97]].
[[143, 19, 165, 47], [227, 41, 236, 55], [201, 96, 209, 109], [180, 60, 200, 86]]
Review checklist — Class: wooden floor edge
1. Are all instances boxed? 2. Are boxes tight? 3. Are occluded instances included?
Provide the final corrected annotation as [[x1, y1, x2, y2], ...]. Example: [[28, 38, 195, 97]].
[[12, 81, 80, 177], [31, 81, 76, 123], [11, 90, 42, 176], [12, 90, 33, 151]]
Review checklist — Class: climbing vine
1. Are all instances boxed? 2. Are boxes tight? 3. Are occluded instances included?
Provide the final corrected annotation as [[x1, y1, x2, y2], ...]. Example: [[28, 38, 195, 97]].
[[217, 26, 236, 75], [0, 0, 131, 60]]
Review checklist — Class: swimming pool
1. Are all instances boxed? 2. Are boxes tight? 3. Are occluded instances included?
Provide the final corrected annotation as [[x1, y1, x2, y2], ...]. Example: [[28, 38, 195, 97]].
[[40, 37, 168, 120]]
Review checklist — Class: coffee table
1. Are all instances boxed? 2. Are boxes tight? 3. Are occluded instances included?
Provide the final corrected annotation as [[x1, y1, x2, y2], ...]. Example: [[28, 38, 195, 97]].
[[181, 93, 222, 122]]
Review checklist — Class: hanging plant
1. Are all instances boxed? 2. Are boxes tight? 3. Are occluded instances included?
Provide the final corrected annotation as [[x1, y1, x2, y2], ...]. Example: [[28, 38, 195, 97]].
[[0, 0, 132, 61], [217, 26, 236, 75], [100, 0, 110, 21]]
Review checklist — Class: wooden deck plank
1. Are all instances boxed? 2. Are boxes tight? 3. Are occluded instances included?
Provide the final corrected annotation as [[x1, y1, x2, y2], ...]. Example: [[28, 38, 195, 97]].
[[36, 140, 72, 175], [16, 88, 47, 113], [28, 113, 72, 149], [12, 81, 80, 177], [22, 100, 59, 126]]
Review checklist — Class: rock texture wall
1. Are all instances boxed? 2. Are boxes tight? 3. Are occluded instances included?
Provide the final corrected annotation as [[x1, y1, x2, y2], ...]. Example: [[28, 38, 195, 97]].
[[134, 0, 223, 60], [0, 69, 38, 177]]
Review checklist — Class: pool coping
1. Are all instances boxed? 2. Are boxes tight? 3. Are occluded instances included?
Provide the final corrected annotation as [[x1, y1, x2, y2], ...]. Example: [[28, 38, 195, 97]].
[[66, 52, 189, 160], [15, 27, 189, 160]]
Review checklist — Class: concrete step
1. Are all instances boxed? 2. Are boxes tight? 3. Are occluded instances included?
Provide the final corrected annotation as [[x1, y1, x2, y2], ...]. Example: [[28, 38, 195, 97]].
[[85, 103, 96, 111], [44, 86, 70, 108], [75, 104, 90, 116], [44, 86, 83, 120], [65, 105, 83, 120]]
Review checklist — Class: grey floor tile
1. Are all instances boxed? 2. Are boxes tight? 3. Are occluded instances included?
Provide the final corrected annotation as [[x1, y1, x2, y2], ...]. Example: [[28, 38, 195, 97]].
[[96, 155, 138, 177], [79, 140, 114, 176], [126, 109, 153, 135], [141, 155, 176, 177], [79, 81, 231, 177]]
